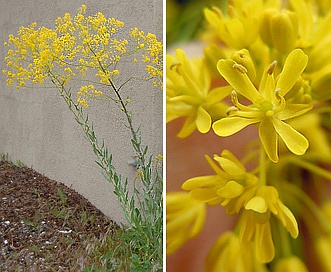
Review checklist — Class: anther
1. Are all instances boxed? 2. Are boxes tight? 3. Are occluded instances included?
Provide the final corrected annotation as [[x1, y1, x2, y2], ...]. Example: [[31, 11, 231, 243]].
[[231, 90, 239, 105], [212, 6, 223, 17], [267, 60, 277, 75], [226, 106, 239, 115], [170, 62, 181, 74], [233, 63, 247, 74]]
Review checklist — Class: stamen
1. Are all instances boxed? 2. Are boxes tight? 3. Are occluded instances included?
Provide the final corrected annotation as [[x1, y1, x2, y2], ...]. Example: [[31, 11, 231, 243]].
[[231, 90, 239, 105], [275, 89, 286, 111], [212, 6, 223, 17], [233, 63, 247, 74], [170, 62, 181, 74], [226, 106, 239, 115], [267, 61, 277, 75]]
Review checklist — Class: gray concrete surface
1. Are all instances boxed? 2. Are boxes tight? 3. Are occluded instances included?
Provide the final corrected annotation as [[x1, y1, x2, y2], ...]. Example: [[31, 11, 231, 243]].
[[0, 0, 163, 223]]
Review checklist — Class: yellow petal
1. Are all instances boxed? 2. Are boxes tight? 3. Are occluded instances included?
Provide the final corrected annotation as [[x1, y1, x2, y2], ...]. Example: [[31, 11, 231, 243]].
[[272, 118, 309, 155], [177, 114, 196, 138], [206, 86, 232, 105], [213, 116, 259, 137], [277, 103, 312, 120], [217, 59, 262, 102], [217, 181, 245, 198], [276, 49, 308, 96], [240, 211, 256, 242], [169, 95, 200, 105], [204, 155, 225, 176], [190, 188, 220, 204], [245, 196, 268, 213], [231, 49, 257, 81], [166, 192, 206, 254], [214, 156, 245, 176], [196, 106, 211, 133], [255, 221, 275, 263], [220, 150, 246, 173], [275, 200, 299, 238], [182, 175, 223, 191], [259, 118, 279, 163]]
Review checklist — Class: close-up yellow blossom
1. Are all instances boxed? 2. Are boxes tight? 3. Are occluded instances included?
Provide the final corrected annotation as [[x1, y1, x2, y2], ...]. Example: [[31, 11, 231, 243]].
[[167, 48, 231, 137], [166, 191, 206, 255], [240, 186, 298, 263], [167, 0, 331, 271], [205, 231, 267, 272], [182, 150, 258, 213], [213, 49, 312, 163]]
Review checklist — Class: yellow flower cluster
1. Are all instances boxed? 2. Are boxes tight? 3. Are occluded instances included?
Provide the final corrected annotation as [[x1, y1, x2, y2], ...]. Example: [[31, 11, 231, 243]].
[[130, 27, 163, 89], [3, 23, 58, 88], [3, 5, 163, 107], [77, 85, 103, 108], [167, 0, 331, 270]]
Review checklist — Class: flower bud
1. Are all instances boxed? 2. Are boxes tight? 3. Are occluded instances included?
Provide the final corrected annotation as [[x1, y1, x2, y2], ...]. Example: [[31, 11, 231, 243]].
[[317, 0, 331, 15], [321, 201, 331, 220], [260, 9, 276, 46], [260, 10, 299, 53], [270, 10, 299, 53], [274, 256, 308, 272], [311, 65, 331, 101], [314, 236, 331, 272], [204, 43, 226, 78]]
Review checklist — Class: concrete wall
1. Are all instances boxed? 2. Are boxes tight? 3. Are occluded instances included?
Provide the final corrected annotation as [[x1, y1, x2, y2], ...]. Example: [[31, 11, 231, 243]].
[[0, 0, 163, 223]]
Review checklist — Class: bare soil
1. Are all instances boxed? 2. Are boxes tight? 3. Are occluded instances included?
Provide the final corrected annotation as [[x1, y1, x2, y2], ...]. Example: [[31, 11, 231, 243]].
[[0, 160, 119, 271]]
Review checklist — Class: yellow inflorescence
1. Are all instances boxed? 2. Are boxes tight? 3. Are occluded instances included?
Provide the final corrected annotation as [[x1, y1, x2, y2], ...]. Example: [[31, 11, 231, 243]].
[[130, 27, 163, 89], [3, 5, 163, 107], [77, 85, 103, 108]]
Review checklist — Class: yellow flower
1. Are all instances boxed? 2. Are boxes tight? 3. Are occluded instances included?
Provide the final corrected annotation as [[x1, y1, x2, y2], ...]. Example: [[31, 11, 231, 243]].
[[182, 150, 258, 214], [213, 49, 312, 162], [167, 49, 231, 138], [205, 231, 267, 272], [204, 0, 264, 49], [240, 186, 298, 263], [166, 191, 206, 254]]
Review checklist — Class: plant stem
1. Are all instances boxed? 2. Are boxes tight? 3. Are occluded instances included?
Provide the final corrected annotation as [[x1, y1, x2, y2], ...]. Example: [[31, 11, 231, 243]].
[[287, 157, 331, 181], [286, 182, 331, 234]]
